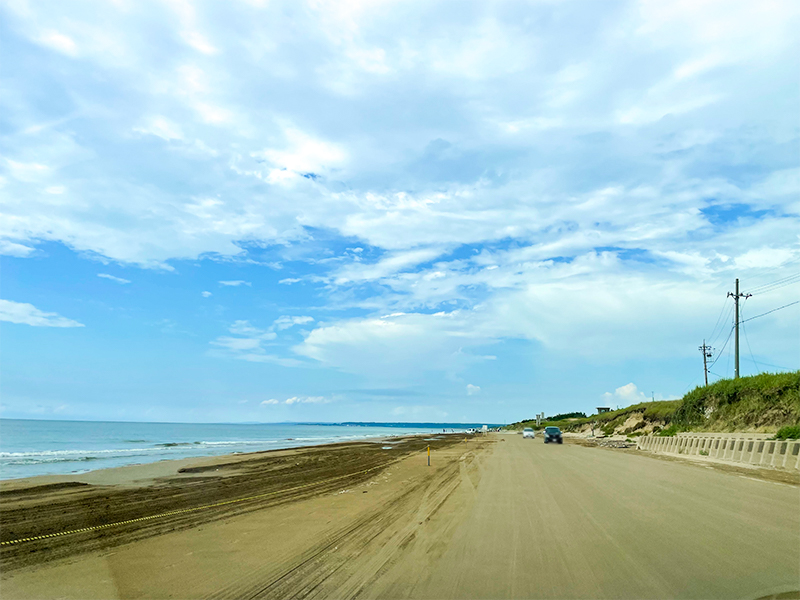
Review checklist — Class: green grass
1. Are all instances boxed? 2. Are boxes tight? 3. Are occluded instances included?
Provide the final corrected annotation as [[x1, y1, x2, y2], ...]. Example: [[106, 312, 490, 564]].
[[671, 371, 800, 432], [506, 400, 682, 433], [505, 371, 800, 436], [775, 425, 800, 440]]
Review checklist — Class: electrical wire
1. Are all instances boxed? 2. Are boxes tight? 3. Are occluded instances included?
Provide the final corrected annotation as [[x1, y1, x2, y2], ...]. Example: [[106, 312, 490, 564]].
[[746, 273, 800, 295], [706, 298, 732, 347], [743, 256, 800, 285], [709, 303, 734, 347], [747, 270, 800, 290], [740, 300, 800, 324], [751, 359, 795, 371], [725, 333, 733, 378], [707, 325, 734, 371], [741, 319, 760, 374]]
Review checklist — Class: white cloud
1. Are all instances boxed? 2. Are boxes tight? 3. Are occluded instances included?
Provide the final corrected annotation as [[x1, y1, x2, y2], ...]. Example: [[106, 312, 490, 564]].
[[331, 248, 444, 285], [2, 0, 798, 394], [466, 384, 481, 396], [228, 320, 275, 338], [36, 30, 78, 56], [212, 336, 263, 351], [201, 291, 212, 297], [219, 280, 251, 287], [133, 117, 184, 141], [194, 102, 232, 125], [0, 240, 34, 257], [0, 300, 84, 328], [261, 399, 280, 405], [97, 273, 131, 284], [210, 320, 310, 367], [735, 248, 795, 270], [251, 126, 347, 181], [284, 396, 328, 405], [273, 315, 314, 330], [181, 31, 218, 55], [602, 383, 648, 407], [5, 159, 50, 182]]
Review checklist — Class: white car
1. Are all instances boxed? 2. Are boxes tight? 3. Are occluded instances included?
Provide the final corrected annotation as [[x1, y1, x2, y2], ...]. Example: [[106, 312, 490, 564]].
[[522, 427, 535, 439]]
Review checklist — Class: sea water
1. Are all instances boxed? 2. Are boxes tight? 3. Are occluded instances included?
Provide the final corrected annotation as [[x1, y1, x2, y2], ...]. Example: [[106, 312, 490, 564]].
[[0, 419, 461, 481]]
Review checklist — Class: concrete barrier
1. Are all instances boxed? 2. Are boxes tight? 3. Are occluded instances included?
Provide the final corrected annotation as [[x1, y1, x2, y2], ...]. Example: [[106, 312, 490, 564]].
[[636, 433, 800, 470]]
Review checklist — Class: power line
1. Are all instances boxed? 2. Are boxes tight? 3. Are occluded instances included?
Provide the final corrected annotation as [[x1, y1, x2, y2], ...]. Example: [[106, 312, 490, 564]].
[[706, 298, 732, 347], [741, 319, 760, 374], [725, 332, 733, 378], [743, 257, 800, 286], [708, 325, 734, 371], [740, 301, 800, 324], [751, 359, 795, 371], [746, 273, 800, 295], [709, 303, 734, 347], [747, 271, 800, 291]]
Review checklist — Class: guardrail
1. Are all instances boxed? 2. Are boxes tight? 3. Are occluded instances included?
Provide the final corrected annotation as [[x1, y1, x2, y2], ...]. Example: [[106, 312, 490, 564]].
[[637, 433, 800, 470]]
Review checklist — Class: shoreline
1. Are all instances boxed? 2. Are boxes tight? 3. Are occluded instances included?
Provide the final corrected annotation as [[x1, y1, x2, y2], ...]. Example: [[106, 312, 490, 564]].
[[0, 433, 467, 574], [0, 433, 428, 491], [0, 421, 461, 483]]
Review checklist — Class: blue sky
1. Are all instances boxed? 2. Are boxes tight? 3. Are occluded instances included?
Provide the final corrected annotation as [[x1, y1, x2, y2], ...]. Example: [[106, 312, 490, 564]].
[[1, 0, 798, 424]]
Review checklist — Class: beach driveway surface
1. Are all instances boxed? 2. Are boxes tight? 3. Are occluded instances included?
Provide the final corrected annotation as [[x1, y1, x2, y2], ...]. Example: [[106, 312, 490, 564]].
[[2, 434, 798, 599]]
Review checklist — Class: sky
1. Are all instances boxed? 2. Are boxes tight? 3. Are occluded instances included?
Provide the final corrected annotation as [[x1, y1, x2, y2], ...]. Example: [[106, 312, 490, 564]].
[[1, 0, 799, 424]]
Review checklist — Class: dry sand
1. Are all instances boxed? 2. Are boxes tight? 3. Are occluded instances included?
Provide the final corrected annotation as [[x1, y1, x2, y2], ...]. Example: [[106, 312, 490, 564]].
[[1, 433, 798, 600]]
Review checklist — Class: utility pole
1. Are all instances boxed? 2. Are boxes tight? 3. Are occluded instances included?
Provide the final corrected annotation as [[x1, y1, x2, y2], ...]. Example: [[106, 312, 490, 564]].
[[698, 340, 713, 386], [727, 278, 751, 379]]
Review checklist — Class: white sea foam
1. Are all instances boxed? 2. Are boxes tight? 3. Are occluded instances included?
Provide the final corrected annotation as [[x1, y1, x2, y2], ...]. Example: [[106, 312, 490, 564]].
[[0, 420, 452, 480]]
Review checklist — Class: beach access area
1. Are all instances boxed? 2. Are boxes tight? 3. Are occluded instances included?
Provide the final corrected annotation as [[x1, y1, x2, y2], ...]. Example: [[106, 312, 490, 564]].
[[1, 433, 798, 599]]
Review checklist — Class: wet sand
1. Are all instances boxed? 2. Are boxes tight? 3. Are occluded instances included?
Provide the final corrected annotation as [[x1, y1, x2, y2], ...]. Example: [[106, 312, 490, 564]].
[[2, 433, 798, 599], [1, 434, 464, 573]]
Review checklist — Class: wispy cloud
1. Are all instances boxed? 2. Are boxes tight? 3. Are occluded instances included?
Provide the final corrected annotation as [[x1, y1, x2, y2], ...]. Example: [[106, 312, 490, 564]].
[[98, 273, 131, 284], [0, 241, 34, 257], [210, 320, 305, 367], [219, 280, 251, 287], [261, 396, 328, 405], [0, 300, 84, 328], [273, 315, 314, 330], [284, 396, 328, 405]]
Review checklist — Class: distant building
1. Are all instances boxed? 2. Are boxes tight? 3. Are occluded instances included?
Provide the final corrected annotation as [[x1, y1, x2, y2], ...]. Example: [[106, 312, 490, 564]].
[[596, 407, 611, 414]]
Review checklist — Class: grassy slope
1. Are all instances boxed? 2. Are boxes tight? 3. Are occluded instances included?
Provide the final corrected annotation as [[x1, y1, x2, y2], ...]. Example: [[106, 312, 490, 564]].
[[669, 371, 800, 433], [505, 371, 800, 435]]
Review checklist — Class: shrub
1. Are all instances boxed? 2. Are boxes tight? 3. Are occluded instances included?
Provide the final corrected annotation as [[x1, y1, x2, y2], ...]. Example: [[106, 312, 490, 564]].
[[546, 412, 587, 421], [658, 423, 683, 437], [673, 371, 799, 431], [775, 425, 800, 440]]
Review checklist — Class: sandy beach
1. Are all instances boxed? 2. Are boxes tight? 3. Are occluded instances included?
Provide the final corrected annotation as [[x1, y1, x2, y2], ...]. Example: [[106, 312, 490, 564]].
[[2, 433, 798, 599]]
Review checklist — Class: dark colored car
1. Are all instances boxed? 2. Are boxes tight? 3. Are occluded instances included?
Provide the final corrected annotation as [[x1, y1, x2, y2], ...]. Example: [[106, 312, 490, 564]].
[[543, 426, 562, 444]]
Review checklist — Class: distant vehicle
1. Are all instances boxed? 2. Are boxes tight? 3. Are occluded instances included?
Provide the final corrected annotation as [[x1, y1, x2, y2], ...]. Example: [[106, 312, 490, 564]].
[[522, 427, 535, 439], [543, 426, 563, 444]]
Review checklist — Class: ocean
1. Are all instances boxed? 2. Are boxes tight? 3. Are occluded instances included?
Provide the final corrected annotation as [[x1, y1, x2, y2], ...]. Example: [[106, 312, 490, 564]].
[[0, 419, 478, 481]]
